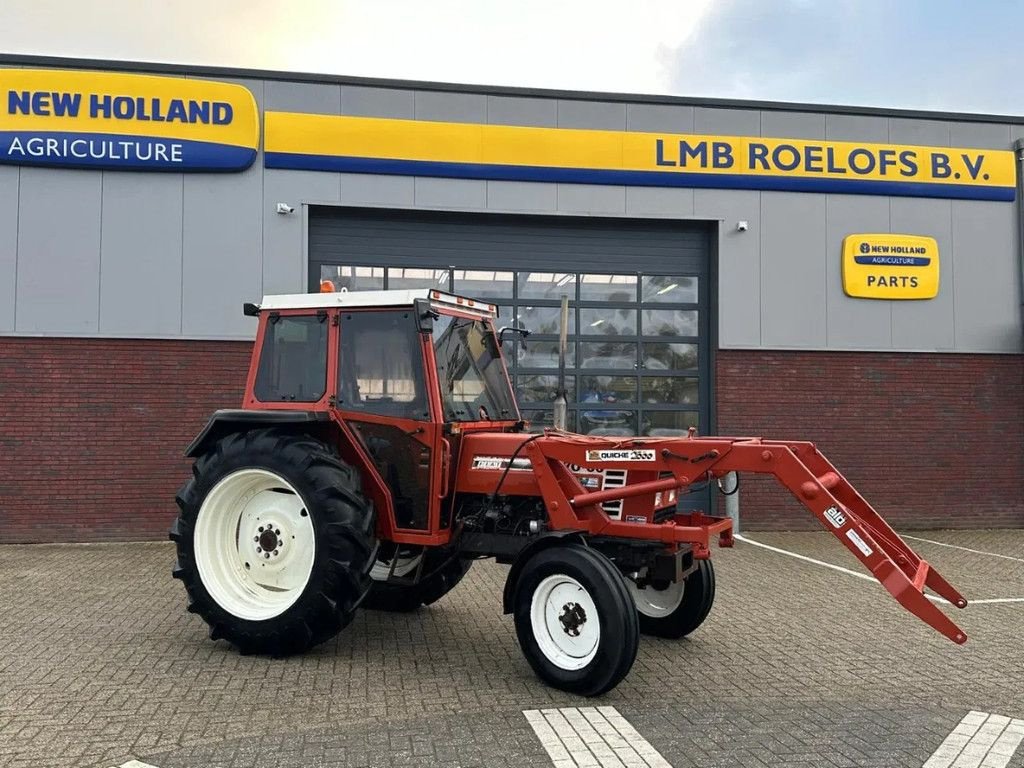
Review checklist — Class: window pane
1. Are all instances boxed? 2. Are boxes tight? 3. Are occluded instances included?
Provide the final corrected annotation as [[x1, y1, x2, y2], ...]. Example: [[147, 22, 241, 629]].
[[641, 276, 698, 303], [387, 267, 449, 291], [642, 411, 699, 436], [642, 308, 698, 336], [254, 316, 328, 403], [641, 376, 698, 404], [518, 272, 576, 300], [338, 311, 429, 419], [319, 265, 384, 292], [579, 409, 636, 436], [517, 374, 575, 403], [580, 375, 636, 404], [432, 314, 519, 422], [579, 274, 637, 302], [516, 339, 575, 368], [522, 409, 576, 433], [581, 308, 636, 336], [579, 341, 636, 369], [454, 269, 514, 299], [516, 305, 576, 335], [642, 342, 697, 371]]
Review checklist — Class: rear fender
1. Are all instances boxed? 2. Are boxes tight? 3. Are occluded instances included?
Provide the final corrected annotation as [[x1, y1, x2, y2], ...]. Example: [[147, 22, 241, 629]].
[[185, 409, 332, 457], [501, 531, 585, 614]]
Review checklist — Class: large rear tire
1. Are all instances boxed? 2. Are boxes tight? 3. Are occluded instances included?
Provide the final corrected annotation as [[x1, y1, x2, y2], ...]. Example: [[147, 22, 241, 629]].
[[512, 544, 639, 696], [170, 429, 376, 656], [627, 559, 715, 639], [362, 545, 472, 612]]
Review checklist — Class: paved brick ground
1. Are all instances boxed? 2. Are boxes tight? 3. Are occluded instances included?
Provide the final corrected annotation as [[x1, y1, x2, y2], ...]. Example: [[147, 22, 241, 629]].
[[1, 531, 1022, 768]]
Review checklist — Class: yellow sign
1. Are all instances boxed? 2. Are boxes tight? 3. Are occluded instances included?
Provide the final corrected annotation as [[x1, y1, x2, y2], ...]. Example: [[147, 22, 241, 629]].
[[842, 234, 940, 299], [264, 113, 1016, 202], [0, 69, 259, 170]]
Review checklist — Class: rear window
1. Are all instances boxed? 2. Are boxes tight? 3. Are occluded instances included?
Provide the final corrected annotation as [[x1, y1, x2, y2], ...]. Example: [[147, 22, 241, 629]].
[[254, 315, 328, 402]]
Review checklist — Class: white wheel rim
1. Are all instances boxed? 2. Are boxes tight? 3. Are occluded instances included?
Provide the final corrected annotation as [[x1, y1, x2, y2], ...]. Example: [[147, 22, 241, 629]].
[[194, 468, 316, 621], [370, 551, 423, 581], [626, 577, 685, 619], [530, 574, 600, 671]]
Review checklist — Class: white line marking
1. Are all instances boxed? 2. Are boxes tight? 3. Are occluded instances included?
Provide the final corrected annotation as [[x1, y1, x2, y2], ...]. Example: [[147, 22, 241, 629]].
[[923, 710, 1024, 768], [524, 706, 671, 767], [113, 762, 160, 768], [736, 535, 1024, 606], [901, 535, 1024, 564]]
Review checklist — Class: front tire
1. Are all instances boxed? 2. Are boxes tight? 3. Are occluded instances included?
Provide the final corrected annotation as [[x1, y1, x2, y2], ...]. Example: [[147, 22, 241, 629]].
[[512, 544, 639, 696], [627, 559, 716, 639], [170, 429, 376, 656]]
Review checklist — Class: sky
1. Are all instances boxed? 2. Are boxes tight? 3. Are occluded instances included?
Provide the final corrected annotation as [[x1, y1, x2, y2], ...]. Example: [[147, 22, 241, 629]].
[[0, 0, 1022, 115]]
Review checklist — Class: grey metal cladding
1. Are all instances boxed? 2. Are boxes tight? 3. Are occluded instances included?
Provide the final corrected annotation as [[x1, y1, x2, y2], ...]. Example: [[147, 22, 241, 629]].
[[951, 199, 1021, 351], [486, 95, 557, 127], [99, 172, 183, 335], [414, 178, 487, 209], [16, 168, 102, 333], [759, 191, 827, 347], [557, 184, 626, 215], [181, 171, 262, 338], [264, 80, 341, 115], [339, 173, 415, 207], [625, 103, 695, 134], [557, 100, 626, 130], [948, 122, 1012, 150], [694, 107, 760, 136], [825, 114, 888, 143], [262, 169, 341, 296], [0, 166, 17, 331], [887, 118, 949, 147], [824, 195, 892, 349], [415, 91, 486, 123], [760, 111, 826, 140], [696, 189, 760, 347], [890, 196, 954, 350], [486, 181, 558, 212], [307, 207, 709, 278], [625, 187, 695, 218], [340, 86, 415, 118]]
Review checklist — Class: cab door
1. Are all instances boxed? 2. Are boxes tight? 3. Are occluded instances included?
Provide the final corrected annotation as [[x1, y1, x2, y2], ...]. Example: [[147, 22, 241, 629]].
[[333, 308, 448, 545]]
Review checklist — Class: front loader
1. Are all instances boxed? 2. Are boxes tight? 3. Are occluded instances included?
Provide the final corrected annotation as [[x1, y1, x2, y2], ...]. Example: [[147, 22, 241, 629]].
[[170, 288, 967, 696]]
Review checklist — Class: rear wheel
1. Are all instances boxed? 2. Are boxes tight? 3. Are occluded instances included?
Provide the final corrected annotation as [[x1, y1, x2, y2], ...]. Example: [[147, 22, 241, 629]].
[[362, 545, 472, 612], [512, 544, 639, 696], [626, 559, 716, 639], [170, 429, 376, 655]]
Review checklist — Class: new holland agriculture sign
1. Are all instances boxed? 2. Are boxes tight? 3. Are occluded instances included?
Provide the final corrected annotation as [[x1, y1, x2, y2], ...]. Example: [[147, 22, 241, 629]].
[[263, 113, 1016, 201], [842, 234, 940, 299], [0, 69, 259, 171]]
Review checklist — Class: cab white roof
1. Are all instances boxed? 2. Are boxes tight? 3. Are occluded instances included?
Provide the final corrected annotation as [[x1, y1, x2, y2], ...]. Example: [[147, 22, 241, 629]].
[[258, 289, 498, 315]]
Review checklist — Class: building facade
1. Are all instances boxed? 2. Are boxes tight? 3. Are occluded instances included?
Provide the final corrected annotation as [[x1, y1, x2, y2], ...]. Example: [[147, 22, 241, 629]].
[[1, 55, 1022, 542]]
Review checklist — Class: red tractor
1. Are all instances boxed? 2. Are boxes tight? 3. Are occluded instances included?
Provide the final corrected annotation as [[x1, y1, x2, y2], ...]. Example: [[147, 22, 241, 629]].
[[171, 289, 968, 696]]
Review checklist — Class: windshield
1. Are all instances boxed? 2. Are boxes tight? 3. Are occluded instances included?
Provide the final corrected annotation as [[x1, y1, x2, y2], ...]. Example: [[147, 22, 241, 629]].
[[432, 313, 519, 422]]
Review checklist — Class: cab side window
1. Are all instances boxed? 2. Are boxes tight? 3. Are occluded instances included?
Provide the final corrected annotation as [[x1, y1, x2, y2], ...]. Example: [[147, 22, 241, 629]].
[[337, 310, 430, 420], [254, 315, 328, 402]]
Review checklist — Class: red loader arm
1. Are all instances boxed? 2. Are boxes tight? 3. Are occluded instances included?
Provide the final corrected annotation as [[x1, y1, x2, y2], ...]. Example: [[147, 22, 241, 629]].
[[524, 433, 968, 645]]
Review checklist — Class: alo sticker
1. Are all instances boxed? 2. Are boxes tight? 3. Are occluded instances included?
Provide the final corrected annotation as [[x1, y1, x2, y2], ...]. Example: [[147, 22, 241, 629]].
[[585, 449, 656, 463], [846, 529, 873, 557], [824, 506, 846, 529]]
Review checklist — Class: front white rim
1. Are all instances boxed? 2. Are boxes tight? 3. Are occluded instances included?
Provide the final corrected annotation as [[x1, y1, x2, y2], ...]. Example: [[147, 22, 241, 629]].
[[194, 468, 316, 621], [627, 577, 685, 619], [530, 574, 600, 671]]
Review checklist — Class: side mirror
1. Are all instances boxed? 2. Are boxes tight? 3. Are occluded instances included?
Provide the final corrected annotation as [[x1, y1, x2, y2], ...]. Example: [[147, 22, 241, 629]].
[[413, 298, 439, 334], [498, 325, 532, 350]]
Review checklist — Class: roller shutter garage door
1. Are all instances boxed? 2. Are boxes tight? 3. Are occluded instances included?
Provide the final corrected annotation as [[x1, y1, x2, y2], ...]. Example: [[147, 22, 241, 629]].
[[309, 206, 713, 452]]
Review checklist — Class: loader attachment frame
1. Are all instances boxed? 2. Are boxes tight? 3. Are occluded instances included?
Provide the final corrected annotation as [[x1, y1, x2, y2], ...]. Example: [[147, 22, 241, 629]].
[[523, 432, 969, 645]]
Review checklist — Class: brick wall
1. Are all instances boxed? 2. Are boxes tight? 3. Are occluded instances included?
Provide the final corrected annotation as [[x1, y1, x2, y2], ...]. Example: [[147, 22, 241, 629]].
[[1, 339, 1022, 541], [716, 350, 1024, 531], [1, 338, 252, 543]]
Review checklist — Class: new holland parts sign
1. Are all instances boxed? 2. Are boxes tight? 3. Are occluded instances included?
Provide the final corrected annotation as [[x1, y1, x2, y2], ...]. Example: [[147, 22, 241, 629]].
[[842, 234, 940, 299], [0, 69, 259, 171]]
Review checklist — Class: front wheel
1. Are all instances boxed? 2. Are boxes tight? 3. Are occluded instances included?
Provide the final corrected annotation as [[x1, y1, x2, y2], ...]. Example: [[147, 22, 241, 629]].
[[626, 559, 716, 639], [511, 544, 639, 696]]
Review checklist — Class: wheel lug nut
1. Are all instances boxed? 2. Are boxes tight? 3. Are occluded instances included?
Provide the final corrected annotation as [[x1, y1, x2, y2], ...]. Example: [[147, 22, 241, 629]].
[[258, 526, 264, 532], [254, 536, 259, 542], [275, 530, 281, 536], [264, 552, 270, 559], [273, 550, 279, 556]]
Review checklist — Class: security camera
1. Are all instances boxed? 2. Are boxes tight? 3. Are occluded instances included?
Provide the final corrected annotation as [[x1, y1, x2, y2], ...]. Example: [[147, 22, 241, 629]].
[[736, 220, 749, 232], [275, 203, 295, 215]]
